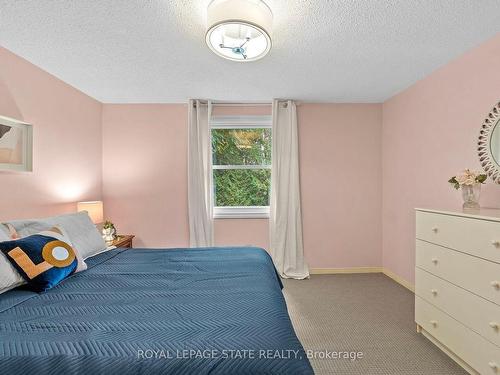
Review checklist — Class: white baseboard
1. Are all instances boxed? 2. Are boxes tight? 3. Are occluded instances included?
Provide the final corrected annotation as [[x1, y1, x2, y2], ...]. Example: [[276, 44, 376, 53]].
[[309, 267, 415, 293], [382, 268, 415, 293], [310, 267, 382, 274]]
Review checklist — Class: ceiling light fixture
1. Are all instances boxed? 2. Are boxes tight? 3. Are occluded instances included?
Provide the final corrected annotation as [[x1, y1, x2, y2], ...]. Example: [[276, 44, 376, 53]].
[[206, 0, 273, 62]]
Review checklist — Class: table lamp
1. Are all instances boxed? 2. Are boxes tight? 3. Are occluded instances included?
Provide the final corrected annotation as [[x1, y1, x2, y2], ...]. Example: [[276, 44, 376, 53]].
[[77, 201, 104, 224]]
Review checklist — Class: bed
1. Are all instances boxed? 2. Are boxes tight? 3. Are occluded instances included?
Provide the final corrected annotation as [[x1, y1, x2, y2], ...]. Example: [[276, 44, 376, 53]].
[[0, 246, 313, 374]]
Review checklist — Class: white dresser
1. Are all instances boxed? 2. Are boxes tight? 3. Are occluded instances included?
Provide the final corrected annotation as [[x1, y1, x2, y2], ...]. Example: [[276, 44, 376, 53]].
[[415, 208, 500, 375]]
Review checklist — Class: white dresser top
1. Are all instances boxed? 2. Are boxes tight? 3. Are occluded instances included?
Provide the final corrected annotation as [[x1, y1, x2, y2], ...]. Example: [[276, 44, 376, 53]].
[[416, 207, 500, 223]]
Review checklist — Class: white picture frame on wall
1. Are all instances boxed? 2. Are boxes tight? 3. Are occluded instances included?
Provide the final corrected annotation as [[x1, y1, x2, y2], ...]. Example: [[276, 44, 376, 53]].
[[0, 115, 33, 172]]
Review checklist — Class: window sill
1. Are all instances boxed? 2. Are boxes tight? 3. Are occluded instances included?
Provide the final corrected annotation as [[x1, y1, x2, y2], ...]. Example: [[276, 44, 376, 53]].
[[213, 206, 270, 219]]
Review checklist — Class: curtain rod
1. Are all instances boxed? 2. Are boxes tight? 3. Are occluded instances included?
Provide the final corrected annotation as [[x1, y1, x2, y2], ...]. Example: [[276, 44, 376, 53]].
[[214, 103, 271, 107], [191, 100, 298, 107], [192, 101, 270, 107]]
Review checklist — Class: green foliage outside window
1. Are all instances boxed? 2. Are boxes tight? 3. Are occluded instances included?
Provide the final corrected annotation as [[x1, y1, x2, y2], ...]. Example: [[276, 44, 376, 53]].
[[214, 169, 271, 206], [212, 128, 271, 207]]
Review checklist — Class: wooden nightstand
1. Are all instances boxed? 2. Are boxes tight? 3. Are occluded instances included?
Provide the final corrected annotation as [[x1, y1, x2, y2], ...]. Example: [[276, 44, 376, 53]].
[[108, 235, 135, 249]]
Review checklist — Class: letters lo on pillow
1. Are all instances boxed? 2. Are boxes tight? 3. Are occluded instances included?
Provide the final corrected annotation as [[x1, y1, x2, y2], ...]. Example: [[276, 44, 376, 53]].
[[0, 227, 86, 292]]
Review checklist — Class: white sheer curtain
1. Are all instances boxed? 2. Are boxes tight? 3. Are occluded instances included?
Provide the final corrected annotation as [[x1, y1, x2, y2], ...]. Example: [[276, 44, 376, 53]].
[[188, 99, 214, 247], [270, 99, 309, 279]]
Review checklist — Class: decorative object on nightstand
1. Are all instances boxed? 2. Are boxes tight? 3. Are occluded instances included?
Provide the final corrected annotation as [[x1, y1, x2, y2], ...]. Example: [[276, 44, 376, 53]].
[[109, 235, 135, 249], [448, 169, 486, 210], [102, 220, 117, 242], [77, 201, 104, 224]]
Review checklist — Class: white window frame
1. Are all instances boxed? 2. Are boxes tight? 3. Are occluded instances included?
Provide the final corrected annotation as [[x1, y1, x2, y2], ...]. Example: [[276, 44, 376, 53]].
[[211, 115, 272, 219]]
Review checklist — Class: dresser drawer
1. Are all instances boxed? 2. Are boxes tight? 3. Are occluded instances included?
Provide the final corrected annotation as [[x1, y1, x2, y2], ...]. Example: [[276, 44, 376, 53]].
[[416, 267, 500, 347], [416, 296, 500, 375], [416, 211, 500, 264], [416, 240, 500, 306]]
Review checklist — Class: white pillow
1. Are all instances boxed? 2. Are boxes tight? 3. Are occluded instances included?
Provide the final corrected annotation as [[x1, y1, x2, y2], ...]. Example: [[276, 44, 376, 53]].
[[0, 226, 26, 294], [6, 212, 106, 259], [0, 223, 17, 241], [0, 226, 9, 241], [0, 253, 26, 294]]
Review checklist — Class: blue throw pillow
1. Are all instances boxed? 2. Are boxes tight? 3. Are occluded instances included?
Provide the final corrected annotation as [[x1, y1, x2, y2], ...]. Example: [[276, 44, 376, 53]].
[[0, 227, 79, 292]]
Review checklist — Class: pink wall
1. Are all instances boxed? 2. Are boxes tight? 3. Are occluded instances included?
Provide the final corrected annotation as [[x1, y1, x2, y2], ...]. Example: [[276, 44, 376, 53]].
[[382, 33, 500, 284], [102, 103, 383, 269], [299, 104, 382, 268], [102, 104, 189, 248], [0, 47, 103, 220]]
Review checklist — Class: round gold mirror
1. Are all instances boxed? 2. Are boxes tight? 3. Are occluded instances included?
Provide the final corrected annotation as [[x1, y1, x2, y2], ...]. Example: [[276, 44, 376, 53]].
[[478, 102, 500, 183]]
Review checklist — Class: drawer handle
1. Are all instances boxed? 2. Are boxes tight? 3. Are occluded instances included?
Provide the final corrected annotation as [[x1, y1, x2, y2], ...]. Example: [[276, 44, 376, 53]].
[[492, 240, 500, 248], [490, 322, 499, 330], [492, 281, 500, 289], [430, 320, 438, 327], [431, 227, 439, 233], [489, 362, 498, 372], [431, 258, 439, 264], [431, 289, 438, 296]]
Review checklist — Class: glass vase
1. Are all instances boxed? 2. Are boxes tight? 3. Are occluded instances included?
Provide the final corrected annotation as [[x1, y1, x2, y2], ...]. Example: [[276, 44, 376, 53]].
[[461, 184, 481, 210]]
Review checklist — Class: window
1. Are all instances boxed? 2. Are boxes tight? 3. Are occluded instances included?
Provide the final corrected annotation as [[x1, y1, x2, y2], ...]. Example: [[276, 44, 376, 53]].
[[211, 115, 272, 218]]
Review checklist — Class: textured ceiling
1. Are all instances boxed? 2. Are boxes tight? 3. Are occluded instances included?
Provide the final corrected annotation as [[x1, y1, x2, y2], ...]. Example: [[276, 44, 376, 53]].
[[0, 1, 499, 103]]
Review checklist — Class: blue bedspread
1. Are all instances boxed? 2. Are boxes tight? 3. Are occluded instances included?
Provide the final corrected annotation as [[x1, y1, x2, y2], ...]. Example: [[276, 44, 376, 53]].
[[0, 247, 313, 374]]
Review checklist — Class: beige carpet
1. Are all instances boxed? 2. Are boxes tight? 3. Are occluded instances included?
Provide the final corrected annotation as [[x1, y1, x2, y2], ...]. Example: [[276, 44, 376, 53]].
[[282, 274, 467, 375]]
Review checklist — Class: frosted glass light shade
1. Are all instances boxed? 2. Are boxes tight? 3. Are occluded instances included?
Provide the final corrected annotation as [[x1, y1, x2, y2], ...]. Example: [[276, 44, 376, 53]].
[[77, 201, 103, 224], [206, 0, 272, 62]]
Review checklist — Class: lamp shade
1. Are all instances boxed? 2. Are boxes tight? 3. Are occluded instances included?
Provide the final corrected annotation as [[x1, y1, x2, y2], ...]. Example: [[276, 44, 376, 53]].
[[77, 201, 103, 224], [206, 0, 273, 62]]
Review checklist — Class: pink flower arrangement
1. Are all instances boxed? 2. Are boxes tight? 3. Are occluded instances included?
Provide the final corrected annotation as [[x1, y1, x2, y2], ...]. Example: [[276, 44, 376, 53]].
[[448, 169, 487, 189]]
